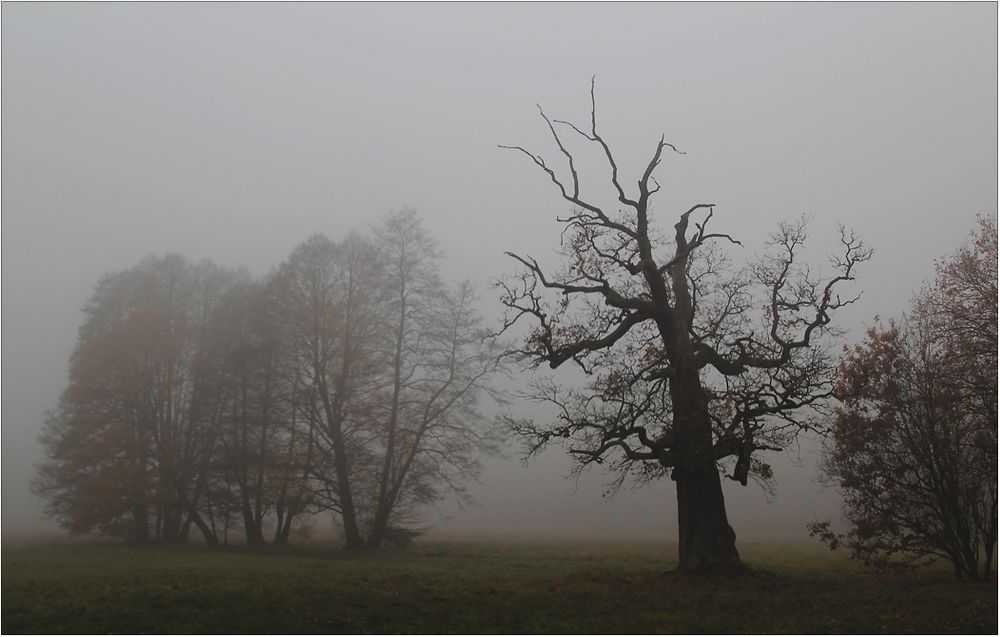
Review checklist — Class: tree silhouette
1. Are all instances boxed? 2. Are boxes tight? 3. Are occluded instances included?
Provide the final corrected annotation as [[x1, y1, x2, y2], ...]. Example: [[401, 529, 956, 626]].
[[498, 79, 872, 573], [812, 216, 996, 581]]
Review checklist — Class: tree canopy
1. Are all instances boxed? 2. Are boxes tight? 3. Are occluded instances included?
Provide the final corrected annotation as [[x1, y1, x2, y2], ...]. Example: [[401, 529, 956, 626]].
[[497, 80, 871, 573], [35, 210, 502, 548], [811, 216, 997, 581]]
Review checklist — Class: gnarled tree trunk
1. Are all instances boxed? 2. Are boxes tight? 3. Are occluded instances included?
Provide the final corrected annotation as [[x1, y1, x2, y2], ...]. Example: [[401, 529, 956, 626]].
[[674, 463, 742, 573], [669, 367, 744, 574]]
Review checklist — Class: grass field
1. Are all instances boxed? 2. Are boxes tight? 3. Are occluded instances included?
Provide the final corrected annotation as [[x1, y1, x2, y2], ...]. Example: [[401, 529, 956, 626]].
[[2, 538, 996, 634]]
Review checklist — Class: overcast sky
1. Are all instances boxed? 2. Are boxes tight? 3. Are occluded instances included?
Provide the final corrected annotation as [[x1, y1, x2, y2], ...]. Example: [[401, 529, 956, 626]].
[[3, 3, 996, 541]]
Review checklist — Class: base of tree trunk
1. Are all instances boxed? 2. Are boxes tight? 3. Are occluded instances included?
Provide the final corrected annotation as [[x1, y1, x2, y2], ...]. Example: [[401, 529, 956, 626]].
[[674, 463, 745, 575], [676, 529, 745, 574]]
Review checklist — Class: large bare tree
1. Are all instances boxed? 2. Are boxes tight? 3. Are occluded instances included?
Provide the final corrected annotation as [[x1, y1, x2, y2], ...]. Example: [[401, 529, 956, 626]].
[[497, 80, 872, 573]]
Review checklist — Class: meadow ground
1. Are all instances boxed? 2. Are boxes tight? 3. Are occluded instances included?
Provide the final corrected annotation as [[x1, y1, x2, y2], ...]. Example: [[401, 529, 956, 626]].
[[2, 538, 996, 634]]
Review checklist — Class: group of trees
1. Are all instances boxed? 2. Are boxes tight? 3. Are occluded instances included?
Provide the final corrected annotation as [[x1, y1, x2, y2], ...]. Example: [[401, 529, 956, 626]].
[[35, 81, 996, 580], [811, 216, 997, 581], [35, 210, 501, 548]]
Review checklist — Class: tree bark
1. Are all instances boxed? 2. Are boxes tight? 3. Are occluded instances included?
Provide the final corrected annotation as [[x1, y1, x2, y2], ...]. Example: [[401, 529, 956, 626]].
[[160, 503, 184, 544], [332, 440, 364, 550], [187, 511, 219, 547], [275, 513, 293, 544], [242, 508, 265, 545], [668, 364, 744, 574], [132, 505, 151, 544], [273, 507, 286, 544], [674, 462, 743, 574], [367, 512, 388, 550], [315, 377, 365, 550]]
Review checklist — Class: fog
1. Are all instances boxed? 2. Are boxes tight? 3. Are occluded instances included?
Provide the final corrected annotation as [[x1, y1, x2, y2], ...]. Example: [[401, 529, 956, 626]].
[[2, 3, 996, 542]]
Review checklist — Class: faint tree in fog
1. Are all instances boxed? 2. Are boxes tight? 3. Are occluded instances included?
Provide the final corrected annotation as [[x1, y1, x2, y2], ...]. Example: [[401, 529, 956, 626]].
[[811, 217, 997, 581], [210, 277, 313, 545], [366, 210, 503, 548], [277, 233, 385, 550], [34, 256, 240, 545], [278, 214, 503, 550], [35, 314, 163, 541], [497, 79, 871, 574], [36, 213, 501, 548]]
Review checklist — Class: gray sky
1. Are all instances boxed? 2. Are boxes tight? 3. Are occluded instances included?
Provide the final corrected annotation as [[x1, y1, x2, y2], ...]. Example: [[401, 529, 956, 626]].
[[3, 2, 996, 541]]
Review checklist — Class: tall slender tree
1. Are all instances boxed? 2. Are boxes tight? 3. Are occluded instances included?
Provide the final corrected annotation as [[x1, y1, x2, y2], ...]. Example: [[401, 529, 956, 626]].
[[367, 210, 503, 548], [277, 234, 385, 549]]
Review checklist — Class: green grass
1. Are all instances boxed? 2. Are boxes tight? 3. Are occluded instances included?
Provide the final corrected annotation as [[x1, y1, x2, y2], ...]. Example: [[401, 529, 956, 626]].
[[2, 539, 995, 634]]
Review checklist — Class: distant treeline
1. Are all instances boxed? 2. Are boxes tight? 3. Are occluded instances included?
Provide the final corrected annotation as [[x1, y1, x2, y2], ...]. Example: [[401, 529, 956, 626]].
[[34, 209, 503, 548]]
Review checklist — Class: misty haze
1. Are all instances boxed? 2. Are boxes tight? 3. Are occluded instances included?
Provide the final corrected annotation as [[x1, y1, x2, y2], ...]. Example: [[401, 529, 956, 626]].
[[2, 2, 996, 634]]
